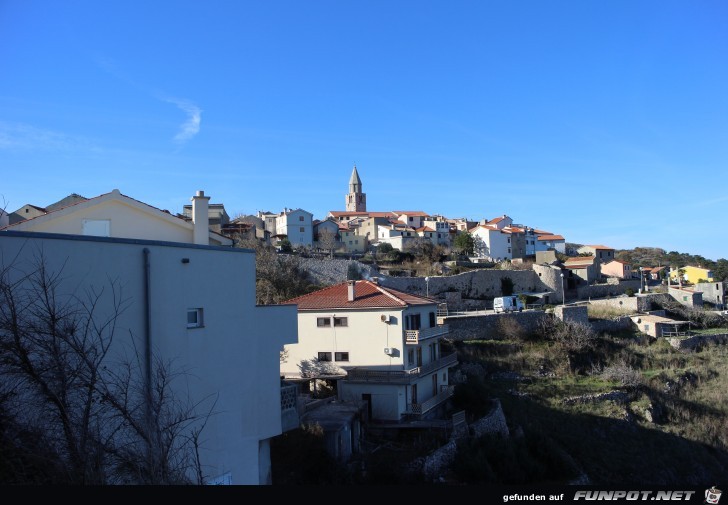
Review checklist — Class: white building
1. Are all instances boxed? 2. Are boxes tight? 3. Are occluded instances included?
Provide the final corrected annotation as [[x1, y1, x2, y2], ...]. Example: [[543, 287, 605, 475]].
[[0, 230, 297, 484], [274, 208, 314, 248], [469, 224, 513, 262], [535, 231, 566, 254], [1, 189, 232, 247], [282, 280, 456, 422]]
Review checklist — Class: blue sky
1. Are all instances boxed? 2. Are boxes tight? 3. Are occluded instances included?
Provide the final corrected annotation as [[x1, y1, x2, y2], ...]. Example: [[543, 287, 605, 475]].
[[1, 1, 727, 260]]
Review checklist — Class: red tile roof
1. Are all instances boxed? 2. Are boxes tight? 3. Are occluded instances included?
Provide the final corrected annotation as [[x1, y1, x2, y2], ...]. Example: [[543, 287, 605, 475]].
[[537, 234, 565, 241], [584, 245, 614, 250], [285, 280, 436, 310]]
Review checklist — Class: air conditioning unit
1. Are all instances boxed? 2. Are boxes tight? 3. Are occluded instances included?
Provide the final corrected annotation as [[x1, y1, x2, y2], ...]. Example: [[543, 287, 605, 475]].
[[381, 314, 391, 323], [383, 347, 393, 355]]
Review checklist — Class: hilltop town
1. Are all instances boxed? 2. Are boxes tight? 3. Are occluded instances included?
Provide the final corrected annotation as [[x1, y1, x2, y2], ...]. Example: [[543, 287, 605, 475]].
[[1, 166, 727, 486]]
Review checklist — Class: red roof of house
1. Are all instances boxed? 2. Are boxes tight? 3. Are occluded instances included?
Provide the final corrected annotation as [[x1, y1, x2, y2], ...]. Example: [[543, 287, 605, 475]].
[[537, 234, 565, 241], [285, 280, 436, 310], [584, 245, 614, 250], [415, 226, 435, 232]]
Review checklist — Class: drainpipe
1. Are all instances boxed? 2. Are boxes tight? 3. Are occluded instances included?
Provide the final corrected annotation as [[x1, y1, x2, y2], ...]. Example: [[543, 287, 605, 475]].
[[143, 247, 153, 474]]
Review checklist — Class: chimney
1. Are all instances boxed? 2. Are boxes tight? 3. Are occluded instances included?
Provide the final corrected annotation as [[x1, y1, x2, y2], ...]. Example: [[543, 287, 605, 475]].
[[347, 280, 356, 302], [191, 190, 210, 245]]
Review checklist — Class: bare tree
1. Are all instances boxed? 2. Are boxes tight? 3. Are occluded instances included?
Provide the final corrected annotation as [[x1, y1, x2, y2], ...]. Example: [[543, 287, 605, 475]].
[[317, 229, 339, 259], [0, 252, 213, 484]]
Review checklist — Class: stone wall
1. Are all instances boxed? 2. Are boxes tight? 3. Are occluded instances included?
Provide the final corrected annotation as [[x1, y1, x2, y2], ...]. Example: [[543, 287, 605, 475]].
[[416, 398, 509, 481], [555, 305, 588, 325], [667, 333, 728, 351], [444, 311, 550, 341], [590, 316, 635, 333], [295, 257, 379, 285], [587, 295, 652, 313], [376, 268, 547, 301], [576, 279, 641, 300], [469, 398, 510, 438]]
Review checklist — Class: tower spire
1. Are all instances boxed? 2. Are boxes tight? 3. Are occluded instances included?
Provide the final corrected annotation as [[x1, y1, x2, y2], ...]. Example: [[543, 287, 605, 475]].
[[345, 164, 366, 212]]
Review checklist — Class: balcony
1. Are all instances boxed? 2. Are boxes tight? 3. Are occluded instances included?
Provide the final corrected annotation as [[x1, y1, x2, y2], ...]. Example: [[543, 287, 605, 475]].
[[405, 385, 455, 416], [404, 324, 449, 344], [345, 352, 458, 384], [280, 384, 300, 432]]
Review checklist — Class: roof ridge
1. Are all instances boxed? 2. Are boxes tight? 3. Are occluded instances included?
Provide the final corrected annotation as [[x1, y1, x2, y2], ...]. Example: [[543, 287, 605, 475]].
[[372, 282, 407, 306]]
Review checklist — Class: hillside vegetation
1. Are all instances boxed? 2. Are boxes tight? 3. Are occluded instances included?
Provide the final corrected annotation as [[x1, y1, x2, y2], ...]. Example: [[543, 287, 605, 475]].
[[450, 318, 728, 485]]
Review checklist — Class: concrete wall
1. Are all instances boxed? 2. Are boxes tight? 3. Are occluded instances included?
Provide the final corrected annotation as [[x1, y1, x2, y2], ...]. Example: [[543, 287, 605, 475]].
[[692, 282, 726, 307], [669, 287, 703, 308], [0, 231, 297, 485]]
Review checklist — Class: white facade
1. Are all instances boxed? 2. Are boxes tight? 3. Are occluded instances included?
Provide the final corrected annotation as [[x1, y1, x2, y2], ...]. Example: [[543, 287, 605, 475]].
[[2, 189, 232, 247], [535, 234, 566, 254], [422, 218, 451, 246], [283, 281, 456, 421], [470, 225, 512, 261], [0, 231, 298, 484], [275, 208, 313, 248]]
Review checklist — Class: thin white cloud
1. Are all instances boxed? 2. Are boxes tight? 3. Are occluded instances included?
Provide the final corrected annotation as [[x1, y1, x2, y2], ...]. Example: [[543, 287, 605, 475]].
[[0, 121, 97, 151], [166, 99, 202, 144]]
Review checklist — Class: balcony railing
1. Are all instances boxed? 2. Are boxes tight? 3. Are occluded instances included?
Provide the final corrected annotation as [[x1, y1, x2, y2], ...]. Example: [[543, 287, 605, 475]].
[[405, 385, 455, 415], [404, 324, 449, 344], [280, 384, 300, 432], [345, 352, 458, 384]]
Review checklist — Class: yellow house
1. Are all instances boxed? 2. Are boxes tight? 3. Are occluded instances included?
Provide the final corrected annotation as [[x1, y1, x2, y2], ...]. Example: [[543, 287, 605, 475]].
[[670, 265, 714, 284]]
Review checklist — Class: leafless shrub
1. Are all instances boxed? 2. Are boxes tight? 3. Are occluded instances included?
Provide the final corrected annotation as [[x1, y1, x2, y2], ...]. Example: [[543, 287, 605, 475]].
[[496, 316, 527, 341], [0, 252, 213, 484], [601, 361, 643, 388]]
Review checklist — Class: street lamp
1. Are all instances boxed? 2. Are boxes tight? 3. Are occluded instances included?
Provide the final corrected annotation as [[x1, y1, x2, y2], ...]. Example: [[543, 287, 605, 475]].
[[639, 267, 644, 294], [560, 272, 565, 306], [425, 276, 430, 298]]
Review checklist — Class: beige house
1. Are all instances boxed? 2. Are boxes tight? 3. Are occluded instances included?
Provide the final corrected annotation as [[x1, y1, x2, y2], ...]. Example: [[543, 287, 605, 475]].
[[601, 259, 633, 279], [563, 256, 601, 285], [282, 280, 456, 421], [631, 314, 690, 338], [577, 244, 615, 263], [1, 189, 232, 246]]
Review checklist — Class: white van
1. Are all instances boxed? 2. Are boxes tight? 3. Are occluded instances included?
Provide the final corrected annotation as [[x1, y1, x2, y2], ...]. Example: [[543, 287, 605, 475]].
[[493, 296, 524, 313]]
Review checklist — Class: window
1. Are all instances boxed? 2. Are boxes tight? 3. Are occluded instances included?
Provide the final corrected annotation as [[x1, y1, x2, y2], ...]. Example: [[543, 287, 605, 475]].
[[299, 216, 304, 221], [299, 227, 305, 232], [405, 314, 421, 330], [429, 312, 436, 327], [335, 352, 349, 362], [317, 352, 332, 362], [317, 317, 331, 327], [187, 308, 204, 328], [82, 219, 111, 237], [408, 349, 415, 366], [334, 317, 348, 327]]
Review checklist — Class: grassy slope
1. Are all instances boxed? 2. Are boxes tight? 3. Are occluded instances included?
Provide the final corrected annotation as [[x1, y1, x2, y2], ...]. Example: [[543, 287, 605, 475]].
[[451, 334, 728, 485]]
